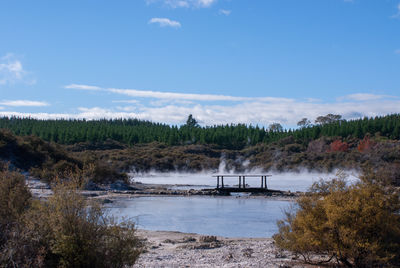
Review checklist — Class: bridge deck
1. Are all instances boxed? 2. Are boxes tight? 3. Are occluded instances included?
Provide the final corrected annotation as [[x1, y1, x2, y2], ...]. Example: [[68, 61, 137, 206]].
[[216, 187, 281, 193], [212, 174, 277, 193]]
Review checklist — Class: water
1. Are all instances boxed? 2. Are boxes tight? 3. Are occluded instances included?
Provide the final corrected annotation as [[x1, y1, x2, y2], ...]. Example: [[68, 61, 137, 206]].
[[108, 196, 293, 238], [119, 171, 358, 237]]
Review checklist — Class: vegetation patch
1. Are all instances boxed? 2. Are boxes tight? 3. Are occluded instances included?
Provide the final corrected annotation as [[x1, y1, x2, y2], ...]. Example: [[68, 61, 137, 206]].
[[273, 171, 400, 267], [0, 169, 142, 267]]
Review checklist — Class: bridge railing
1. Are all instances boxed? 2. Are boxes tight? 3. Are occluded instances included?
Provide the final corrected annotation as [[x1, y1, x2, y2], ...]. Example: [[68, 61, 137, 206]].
[[212, 175, 272, 190]]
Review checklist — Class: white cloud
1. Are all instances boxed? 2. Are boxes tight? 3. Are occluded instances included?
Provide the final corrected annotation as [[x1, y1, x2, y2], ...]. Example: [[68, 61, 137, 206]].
[[196, 0, 216, 8], [0, 53, 34, 85], [146, 0, 216, 8], [38, 84, 398, 125], [65, 84, 102, 90], [116, 106, 139, 112], [338, 93, 393, 102], [305, 98, 322, 102], [0, 111, 73, 120], [164, 0, 190, 8], [219, 9, 231, 16], [0, 100, 50, 107], [149, 17, 181, 28], [2, 98, 400, 127]]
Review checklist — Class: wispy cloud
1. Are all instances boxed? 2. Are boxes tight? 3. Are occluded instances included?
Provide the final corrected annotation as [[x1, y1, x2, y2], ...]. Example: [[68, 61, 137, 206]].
[[0, 100, 49, 107], [196, 0, 216, 8], [149, 18, 181, 28], [66, 84, 293, 102], [110, 88, 252, 101], [146, 0, 216, 8], [64, 84, 101, 90], [0, 53, 35, 85], [112, 99, 140, 104], [219, 9, 231, 16], [391, 3, 400, 18]]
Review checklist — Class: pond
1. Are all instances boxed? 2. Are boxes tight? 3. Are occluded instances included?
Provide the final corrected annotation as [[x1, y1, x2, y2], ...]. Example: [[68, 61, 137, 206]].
[[108, 196, 294, 238]]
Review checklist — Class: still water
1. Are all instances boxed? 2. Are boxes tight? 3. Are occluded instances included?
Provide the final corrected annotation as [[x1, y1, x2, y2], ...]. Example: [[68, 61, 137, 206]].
[[108, 196, 293, 238]]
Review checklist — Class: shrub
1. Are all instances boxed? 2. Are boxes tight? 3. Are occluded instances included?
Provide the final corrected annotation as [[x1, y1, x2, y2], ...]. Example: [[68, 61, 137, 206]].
[[0, 169, 31, 246], [1, 176, 141, 267], [327, 140, 349, 152], [357, 135, 376, 153], [273, 172, 400, 267]]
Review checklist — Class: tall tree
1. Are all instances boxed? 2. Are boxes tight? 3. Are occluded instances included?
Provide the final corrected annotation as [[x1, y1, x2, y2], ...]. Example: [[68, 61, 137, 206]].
[[315, 114, 342, 125], [268, 123, 283, 132], [185, 114, 199, 128], [297, 118, 311, 128]]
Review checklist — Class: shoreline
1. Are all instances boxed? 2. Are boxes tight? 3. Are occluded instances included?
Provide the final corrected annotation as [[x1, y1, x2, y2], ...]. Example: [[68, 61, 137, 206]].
[[134, 229, 308, 267], [93, 181, 303, 202], [26, 176, 303, 201], [94, 191, 299, 203]]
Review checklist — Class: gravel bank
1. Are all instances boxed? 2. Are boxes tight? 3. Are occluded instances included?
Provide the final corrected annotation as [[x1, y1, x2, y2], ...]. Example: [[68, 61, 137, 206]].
[[134, 230, 310, 268]]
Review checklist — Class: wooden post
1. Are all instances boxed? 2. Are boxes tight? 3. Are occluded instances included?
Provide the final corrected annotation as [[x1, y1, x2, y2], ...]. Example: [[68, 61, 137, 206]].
[[217, 176, 219, 189], [239, 176, 241, 188], [264, 176, 267, 189], [243, 176, 246, 189], [261, 176, 264, 188], [221, 176, 224, 188]]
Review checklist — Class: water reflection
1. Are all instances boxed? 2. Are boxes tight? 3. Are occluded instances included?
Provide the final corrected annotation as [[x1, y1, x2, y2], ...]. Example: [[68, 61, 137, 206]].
[[108, 196, 293, 238]]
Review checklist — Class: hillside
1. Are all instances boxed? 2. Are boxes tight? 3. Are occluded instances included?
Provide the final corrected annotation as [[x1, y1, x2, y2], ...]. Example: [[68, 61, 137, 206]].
[[0, 114, 399, 185], [0, 129, 126, 184]]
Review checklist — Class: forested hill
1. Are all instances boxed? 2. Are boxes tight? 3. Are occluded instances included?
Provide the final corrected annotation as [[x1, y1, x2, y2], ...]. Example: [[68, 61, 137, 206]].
[[0, 114, 399, 149]]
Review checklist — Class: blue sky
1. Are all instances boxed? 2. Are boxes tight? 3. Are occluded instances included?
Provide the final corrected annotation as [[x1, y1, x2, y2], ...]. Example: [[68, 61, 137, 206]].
[[1, 0, 400, 127]]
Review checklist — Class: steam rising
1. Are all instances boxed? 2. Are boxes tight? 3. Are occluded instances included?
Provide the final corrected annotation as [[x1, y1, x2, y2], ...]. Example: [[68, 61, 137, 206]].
[[130, 168, 359, 192]]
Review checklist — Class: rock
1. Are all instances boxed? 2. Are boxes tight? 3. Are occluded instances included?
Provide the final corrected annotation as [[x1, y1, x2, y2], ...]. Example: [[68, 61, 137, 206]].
[[84, 181, 103, 191], [109, 180, 135, 191], [224, 252, 234, 260], [199, 236, 218, 243], [182, 236, 196, 243], [81, 192, 99, 197], [242, 248, 254, 257], [102, 198, 113, 204], [274, 250, 287, 258]]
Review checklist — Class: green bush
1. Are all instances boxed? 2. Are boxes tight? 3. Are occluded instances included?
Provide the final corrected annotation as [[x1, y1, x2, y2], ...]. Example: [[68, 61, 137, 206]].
[[273, 172, 400, 267]]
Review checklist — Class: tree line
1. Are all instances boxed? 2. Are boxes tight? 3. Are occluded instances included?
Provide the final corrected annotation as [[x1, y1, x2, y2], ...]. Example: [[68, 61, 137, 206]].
[[0, 114, 399, 149]]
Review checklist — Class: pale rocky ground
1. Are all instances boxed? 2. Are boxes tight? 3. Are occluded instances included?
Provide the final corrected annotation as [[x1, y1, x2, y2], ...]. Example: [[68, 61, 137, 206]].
[[134, 230, 311, 268]]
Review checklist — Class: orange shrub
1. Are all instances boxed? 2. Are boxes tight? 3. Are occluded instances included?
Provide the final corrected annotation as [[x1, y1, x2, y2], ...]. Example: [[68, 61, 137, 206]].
[[328, 140, 349, 152], [357, 136, 376, 152]]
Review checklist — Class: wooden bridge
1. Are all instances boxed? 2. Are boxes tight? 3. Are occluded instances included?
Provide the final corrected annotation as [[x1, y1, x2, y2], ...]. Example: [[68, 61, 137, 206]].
[[212, 174, 281, 194]]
